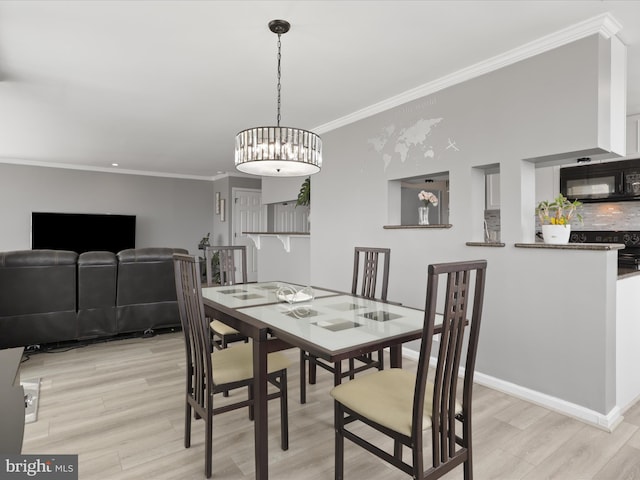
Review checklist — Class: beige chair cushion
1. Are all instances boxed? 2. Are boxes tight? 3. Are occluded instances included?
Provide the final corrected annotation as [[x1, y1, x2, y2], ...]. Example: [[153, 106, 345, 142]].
[[212, 342, 291, 386], [330, 368, 461, 437], [210, 319, 239, 336]]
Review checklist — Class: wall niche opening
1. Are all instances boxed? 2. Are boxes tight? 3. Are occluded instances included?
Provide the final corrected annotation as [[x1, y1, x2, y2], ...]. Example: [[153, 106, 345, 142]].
[[266, 202, 310, 233], [399, 172, 450, 226], [484, 166, 501, 242]]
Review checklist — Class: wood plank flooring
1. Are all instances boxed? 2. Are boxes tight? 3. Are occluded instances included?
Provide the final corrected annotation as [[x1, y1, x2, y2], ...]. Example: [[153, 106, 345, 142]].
[[18, 332, 640, 479]]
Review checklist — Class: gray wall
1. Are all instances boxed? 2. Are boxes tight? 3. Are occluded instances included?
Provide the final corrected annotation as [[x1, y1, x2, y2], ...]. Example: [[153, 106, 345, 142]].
[[291, 34, 622, 417], [0, 163, 214, 254], [262, 176, 305, 204], [257, 236, 310, 285]]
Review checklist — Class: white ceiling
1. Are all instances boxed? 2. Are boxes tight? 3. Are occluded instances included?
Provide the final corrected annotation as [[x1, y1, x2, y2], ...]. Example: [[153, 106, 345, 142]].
[[1, 0, 640, 179]]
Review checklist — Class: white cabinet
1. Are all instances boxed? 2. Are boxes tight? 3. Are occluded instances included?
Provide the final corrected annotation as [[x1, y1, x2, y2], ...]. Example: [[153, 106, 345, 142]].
[[485, 173, 500, 210], [535, 166, 560, 203], [627, 114, 640, 157]]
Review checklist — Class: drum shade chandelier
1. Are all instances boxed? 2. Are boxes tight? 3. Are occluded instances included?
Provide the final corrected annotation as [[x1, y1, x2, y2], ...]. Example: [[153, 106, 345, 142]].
[[235, 20, 322, 177]]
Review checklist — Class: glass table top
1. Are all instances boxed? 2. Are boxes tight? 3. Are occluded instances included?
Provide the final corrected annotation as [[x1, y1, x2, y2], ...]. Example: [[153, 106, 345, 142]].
[[202, 281, 338, 309], [238, 294, 427, 353], [202, 282, 432, 355]]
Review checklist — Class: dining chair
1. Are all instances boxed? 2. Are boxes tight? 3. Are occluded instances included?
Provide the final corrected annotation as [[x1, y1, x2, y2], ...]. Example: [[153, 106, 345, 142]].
[[299, 246, 391, 404], [330, 259, 487, 480], [205, 245, 249, 350], [173, 253, 290, 479]]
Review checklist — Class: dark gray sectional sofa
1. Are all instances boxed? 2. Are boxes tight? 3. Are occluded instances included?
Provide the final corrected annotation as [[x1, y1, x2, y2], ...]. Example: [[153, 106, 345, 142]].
[[0, 247, 187, 349]]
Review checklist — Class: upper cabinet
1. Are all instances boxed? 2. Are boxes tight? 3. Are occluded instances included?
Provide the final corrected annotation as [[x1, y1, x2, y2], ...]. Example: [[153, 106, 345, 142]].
[[627, 114, 640, 157], [535, 166, 560, 204]]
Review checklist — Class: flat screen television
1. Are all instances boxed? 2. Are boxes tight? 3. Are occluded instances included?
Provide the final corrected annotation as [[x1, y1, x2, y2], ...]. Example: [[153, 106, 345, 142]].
[[31, 212, 136, 254]]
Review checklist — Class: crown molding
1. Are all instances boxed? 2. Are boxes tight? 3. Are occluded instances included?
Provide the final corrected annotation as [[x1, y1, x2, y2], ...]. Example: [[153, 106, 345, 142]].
[[314, 13, 623, 135], [0, 158, 217, 181]]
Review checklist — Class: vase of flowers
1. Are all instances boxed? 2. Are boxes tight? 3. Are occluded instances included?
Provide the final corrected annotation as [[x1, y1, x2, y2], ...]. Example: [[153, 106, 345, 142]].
[[536, 194, 582, 244], [418, 191, 439, 225]]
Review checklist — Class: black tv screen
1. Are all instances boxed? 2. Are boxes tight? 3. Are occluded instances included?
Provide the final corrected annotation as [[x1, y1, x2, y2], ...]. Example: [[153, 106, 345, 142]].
[[32, 212, 136, 254]]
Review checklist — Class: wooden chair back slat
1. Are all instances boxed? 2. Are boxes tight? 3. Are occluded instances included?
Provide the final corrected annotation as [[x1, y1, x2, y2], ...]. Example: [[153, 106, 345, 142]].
[[413, 260, 487, 474], [352, 247, 390, 301], [204, 246, 248, 286], [174, 254, 214, 407]]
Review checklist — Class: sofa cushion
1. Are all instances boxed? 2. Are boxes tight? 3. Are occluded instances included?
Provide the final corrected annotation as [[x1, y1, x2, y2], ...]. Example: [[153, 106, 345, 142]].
[[116, 247, 187, 333], [0, 250, 78, 348], [77, 251, 118, 339], [0, 250, 77, 316]]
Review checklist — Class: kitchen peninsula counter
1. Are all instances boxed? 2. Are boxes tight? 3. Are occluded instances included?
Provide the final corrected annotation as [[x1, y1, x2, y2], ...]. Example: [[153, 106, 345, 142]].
[[514, 242, 625, 251], [513, 242, 638, 278]]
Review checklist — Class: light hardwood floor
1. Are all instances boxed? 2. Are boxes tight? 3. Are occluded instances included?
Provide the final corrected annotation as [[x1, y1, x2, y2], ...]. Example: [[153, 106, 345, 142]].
[[18, 332, 640, 480]]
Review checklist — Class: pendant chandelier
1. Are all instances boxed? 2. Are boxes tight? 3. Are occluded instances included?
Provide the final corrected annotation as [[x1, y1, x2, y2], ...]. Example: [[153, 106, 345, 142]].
[[234, 20, 322, 177]]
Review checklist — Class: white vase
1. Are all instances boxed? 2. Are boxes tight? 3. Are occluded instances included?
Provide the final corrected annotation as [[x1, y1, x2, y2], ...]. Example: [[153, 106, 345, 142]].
[[542, 224, 571, 244], [418, 206, 429, 225]]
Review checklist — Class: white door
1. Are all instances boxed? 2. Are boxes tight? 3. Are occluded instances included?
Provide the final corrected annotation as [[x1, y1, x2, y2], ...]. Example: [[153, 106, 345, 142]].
[[232, 188, 265, 282]]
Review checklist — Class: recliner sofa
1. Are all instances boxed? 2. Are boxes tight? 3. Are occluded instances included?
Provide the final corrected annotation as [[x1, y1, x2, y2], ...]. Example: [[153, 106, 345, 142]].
[[0, 247, 187, 349]]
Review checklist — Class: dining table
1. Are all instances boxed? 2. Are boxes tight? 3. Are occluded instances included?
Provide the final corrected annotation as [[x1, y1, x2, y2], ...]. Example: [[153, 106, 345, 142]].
[[201, 281, 428, 480]]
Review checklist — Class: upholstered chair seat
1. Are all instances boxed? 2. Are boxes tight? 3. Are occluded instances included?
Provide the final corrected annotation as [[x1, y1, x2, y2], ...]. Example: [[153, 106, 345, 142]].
[[331, 369, 462, 437], [212, 342, 290, 386], [209, 319, 240, 338]]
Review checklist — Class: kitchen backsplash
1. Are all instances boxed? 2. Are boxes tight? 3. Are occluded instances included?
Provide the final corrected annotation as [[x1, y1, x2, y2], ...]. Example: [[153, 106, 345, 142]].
[[485, 209, 501, 237], [573, 201, 640, 230], [486, 200, 640, 239]]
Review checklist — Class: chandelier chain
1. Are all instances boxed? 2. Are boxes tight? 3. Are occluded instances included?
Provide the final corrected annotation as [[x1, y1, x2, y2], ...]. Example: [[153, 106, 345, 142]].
[[276, 33, 282, 127]]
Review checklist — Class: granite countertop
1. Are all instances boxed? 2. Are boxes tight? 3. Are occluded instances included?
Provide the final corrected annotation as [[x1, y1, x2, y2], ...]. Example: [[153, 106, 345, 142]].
[[383, 224, 453, 229], [618, 268, 640, 279], [465, 241, 506, 247], [243, 232, 310, 235], [514, 242, 626, 251]]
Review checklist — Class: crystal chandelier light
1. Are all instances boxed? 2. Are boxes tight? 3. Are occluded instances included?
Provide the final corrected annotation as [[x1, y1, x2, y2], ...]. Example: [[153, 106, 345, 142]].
[[234, 20, 322, 177]]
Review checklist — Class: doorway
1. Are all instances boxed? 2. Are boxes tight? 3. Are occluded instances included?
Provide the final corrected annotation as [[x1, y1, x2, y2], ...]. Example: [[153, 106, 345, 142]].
[[232, 188, 266, 282]]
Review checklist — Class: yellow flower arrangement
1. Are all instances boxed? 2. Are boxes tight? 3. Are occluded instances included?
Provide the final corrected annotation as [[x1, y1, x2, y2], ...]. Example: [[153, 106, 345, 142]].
[[536, 194, 583, 226]]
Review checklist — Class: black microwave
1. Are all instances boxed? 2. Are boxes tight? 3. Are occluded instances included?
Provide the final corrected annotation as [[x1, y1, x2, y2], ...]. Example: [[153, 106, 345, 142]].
[[560, 158, 640, 202]]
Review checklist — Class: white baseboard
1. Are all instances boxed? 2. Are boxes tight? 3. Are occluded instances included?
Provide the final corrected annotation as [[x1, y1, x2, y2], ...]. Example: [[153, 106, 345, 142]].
[[401, 346, 622, 432]]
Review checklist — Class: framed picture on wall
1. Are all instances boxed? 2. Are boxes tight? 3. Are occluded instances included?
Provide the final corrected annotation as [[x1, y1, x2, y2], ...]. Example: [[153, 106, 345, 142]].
[[220, 198, 226, 222], [215, 192, 221, 214]]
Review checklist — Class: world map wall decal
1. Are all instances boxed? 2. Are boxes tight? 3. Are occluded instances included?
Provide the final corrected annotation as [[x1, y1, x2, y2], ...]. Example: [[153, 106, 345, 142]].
[[368, 116, 459, 170]]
